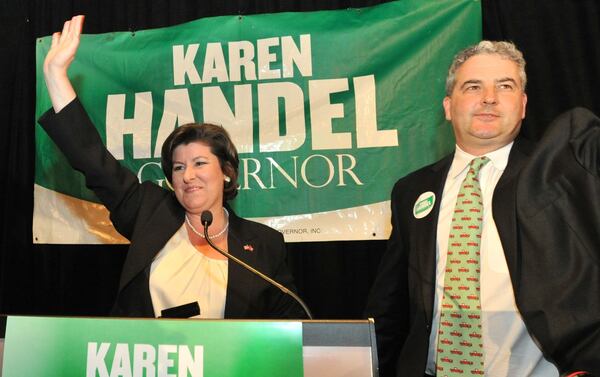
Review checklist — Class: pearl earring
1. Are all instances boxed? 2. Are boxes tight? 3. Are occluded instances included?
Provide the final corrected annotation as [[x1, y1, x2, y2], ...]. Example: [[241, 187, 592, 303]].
[[224, 176, 231, 183]]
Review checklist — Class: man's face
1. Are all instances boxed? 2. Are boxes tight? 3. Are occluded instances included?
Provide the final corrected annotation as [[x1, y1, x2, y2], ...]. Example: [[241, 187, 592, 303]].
[[443, 53, 527, 155]]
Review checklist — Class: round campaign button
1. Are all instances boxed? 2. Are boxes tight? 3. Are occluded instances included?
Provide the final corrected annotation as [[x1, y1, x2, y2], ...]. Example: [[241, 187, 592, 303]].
[[413, 191, 435, 219]]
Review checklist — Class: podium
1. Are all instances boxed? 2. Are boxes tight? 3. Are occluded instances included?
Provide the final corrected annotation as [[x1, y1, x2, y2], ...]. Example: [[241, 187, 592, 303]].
[[0, 316, 378, 377]]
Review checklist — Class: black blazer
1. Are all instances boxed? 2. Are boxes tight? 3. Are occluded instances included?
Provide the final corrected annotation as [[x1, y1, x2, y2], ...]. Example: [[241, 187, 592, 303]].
[[39, 98, 305, 319], [365, 108, 600, 377]]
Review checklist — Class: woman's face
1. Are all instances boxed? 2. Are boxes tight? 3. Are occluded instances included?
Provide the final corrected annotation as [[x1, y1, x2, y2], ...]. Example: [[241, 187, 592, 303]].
[[171, 141, 225, 215]]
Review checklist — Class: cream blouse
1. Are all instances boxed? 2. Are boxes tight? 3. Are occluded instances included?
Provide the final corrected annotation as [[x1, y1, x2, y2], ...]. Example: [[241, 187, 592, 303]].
[[149, 225, 228, 318]]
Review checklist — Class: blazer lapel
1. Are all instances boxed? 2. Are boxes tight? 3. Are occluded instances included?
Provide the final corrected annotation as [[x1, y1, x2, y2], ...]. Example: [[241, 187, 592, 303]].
[[416, 155, 453, 325], [224, 209, 259, 318], [119, 194, 184, 291], [492, 138, 533, 293]]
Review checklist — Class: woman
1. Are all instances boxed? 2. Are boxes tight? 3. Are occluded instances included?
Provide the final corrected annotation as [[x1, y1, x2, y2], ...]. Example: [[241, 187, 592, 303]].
[[41, 15, 305, 319]]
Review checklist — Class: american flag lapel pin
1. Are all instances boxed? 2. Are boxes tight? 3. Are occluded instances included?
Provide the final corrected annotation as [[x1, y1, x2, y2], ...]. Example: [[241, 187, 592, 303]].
[[243, 244, 254, 252]]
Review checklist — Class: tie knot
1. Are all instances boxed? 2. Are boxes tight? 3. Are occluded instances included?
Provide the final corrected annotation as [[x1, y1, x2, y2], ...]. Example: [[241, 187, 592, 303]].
[[468, 156, 490, 177]]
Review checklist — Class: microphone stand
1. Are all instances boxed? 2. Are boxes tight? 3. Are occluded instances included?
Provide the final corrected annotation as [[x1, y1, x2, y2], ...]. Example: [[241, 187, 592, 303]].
[[202, 211, 313, 319]]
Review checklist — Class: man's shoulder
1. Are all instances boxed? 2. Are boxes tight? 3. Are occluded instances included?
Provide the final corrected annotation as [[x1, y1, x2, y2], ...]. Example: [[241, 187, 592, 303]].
[[387, 154, 454, 213], [393, 154, 453, 189]]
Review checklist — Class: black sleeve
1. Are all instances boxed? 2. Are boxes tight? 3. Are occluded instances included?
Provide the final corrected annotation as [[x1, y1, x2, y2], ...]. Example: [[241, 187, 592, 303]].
[[38, 98, 150, 239]]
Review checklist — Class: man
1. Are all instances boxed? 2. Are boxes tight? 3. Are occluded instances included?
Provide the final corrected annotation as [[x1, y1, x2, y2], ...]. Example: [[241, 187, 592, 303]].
[[365, 41, 600, 377]]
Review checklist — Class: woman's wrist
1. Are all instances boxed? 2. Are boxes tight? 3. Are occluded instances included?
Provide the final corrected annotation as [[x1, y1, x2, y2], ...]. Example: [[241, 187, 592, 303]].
[[43, 71, 76, 113]]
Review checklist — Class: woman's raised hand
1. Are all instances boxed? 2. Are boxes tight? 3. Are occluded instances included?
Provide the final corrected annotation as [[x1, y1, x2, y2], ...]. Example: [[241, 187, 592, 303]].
[[43, 15, 84, 112]]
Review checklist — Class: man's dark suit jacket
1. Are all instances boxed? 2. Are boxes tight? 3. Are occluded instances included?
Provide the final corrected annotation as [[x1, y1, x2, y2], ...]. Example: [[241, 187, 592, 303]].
[[39, 98, 305, 319], [365, 108, 600, 377]]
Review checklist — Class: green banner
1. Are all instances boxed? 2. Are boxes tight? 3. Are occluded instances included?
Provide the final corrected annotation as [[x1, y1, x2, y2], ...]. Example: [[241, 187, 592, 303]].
[[34, 0, 481, 243], [2, 316, 303, 377]]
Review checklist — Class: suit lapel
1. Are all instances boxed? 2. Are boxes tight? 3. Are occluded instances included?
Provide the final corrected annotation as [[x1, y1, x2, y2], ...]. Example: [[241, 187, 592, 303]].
[[119, 194, 184, 291], [492, 138, 532, 293], [416, 155, 453, 325], [224, 209, 259, 318]]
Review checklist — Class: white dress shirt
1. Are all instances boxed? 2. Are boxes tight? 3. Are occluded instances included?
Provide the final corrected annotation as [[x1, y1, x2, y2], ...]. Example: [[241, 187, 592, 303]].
[[150, 225, 228, 319], [425, 143, 559, 376]]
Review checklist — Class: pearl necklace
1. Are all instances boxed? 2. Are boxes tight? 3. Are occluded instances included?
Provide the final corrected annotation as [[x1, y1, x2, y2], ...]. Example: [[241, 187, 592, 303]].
[[185, 208, 229, 239]]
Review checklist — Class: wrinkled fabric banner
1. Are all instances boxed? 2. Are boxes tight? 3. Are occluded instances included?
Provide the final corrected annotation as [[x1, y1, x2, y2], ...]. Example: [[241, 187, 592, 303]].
[[34, 0, 481, 243]]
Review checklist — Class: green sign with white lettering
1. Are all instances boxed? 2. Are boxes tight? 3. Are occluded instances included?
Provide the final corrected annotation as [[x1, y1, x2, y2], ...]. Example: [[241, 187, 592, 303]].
[[34, 0, 481, 243], [2, 316, 303, 377]]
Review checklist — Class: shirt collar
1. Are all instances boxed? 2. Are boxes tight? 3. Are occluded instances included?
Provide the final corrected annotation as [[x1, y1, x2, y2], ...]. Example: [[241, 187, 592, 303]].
[[448, 142, 514, 180]]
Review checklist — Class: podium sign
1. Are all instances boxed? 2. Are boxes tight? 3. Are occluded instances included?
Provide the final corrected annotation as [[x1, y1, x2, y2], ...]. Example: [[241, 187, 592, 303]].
[[2, 316, 303, 377]]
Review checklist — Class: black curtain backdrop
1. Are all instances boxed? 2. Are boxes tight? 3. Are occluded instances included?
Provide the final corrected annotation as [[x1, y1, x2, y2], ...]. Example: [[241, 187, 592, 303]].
[[1, 0, 599, 318]]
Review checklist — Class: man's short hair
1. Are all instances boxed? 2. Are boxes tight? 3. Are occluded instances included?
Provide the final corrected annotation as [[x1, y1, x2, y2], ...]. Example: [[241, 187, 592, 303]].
[[445, 40, 527, 95]]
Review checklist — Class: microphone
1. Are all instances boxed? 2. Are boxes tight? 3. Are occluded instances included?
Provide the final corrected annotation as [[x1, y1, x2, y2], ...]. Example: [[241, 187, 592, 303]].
[[201, 210, 213, 227], [201, 210, 313, 319]]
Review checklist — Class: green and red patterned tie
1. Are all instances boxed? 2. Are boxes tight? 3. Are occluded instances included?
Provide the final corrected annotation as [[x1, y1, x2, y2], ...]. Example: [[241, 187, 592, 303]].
[[436, 156, 489, 376]]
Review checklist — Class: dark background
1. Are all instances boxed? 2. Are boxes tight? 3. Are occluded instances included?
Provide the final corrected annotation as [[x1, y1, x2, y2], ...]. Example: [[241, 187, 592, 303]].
[[1, 0, 598, 318]]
